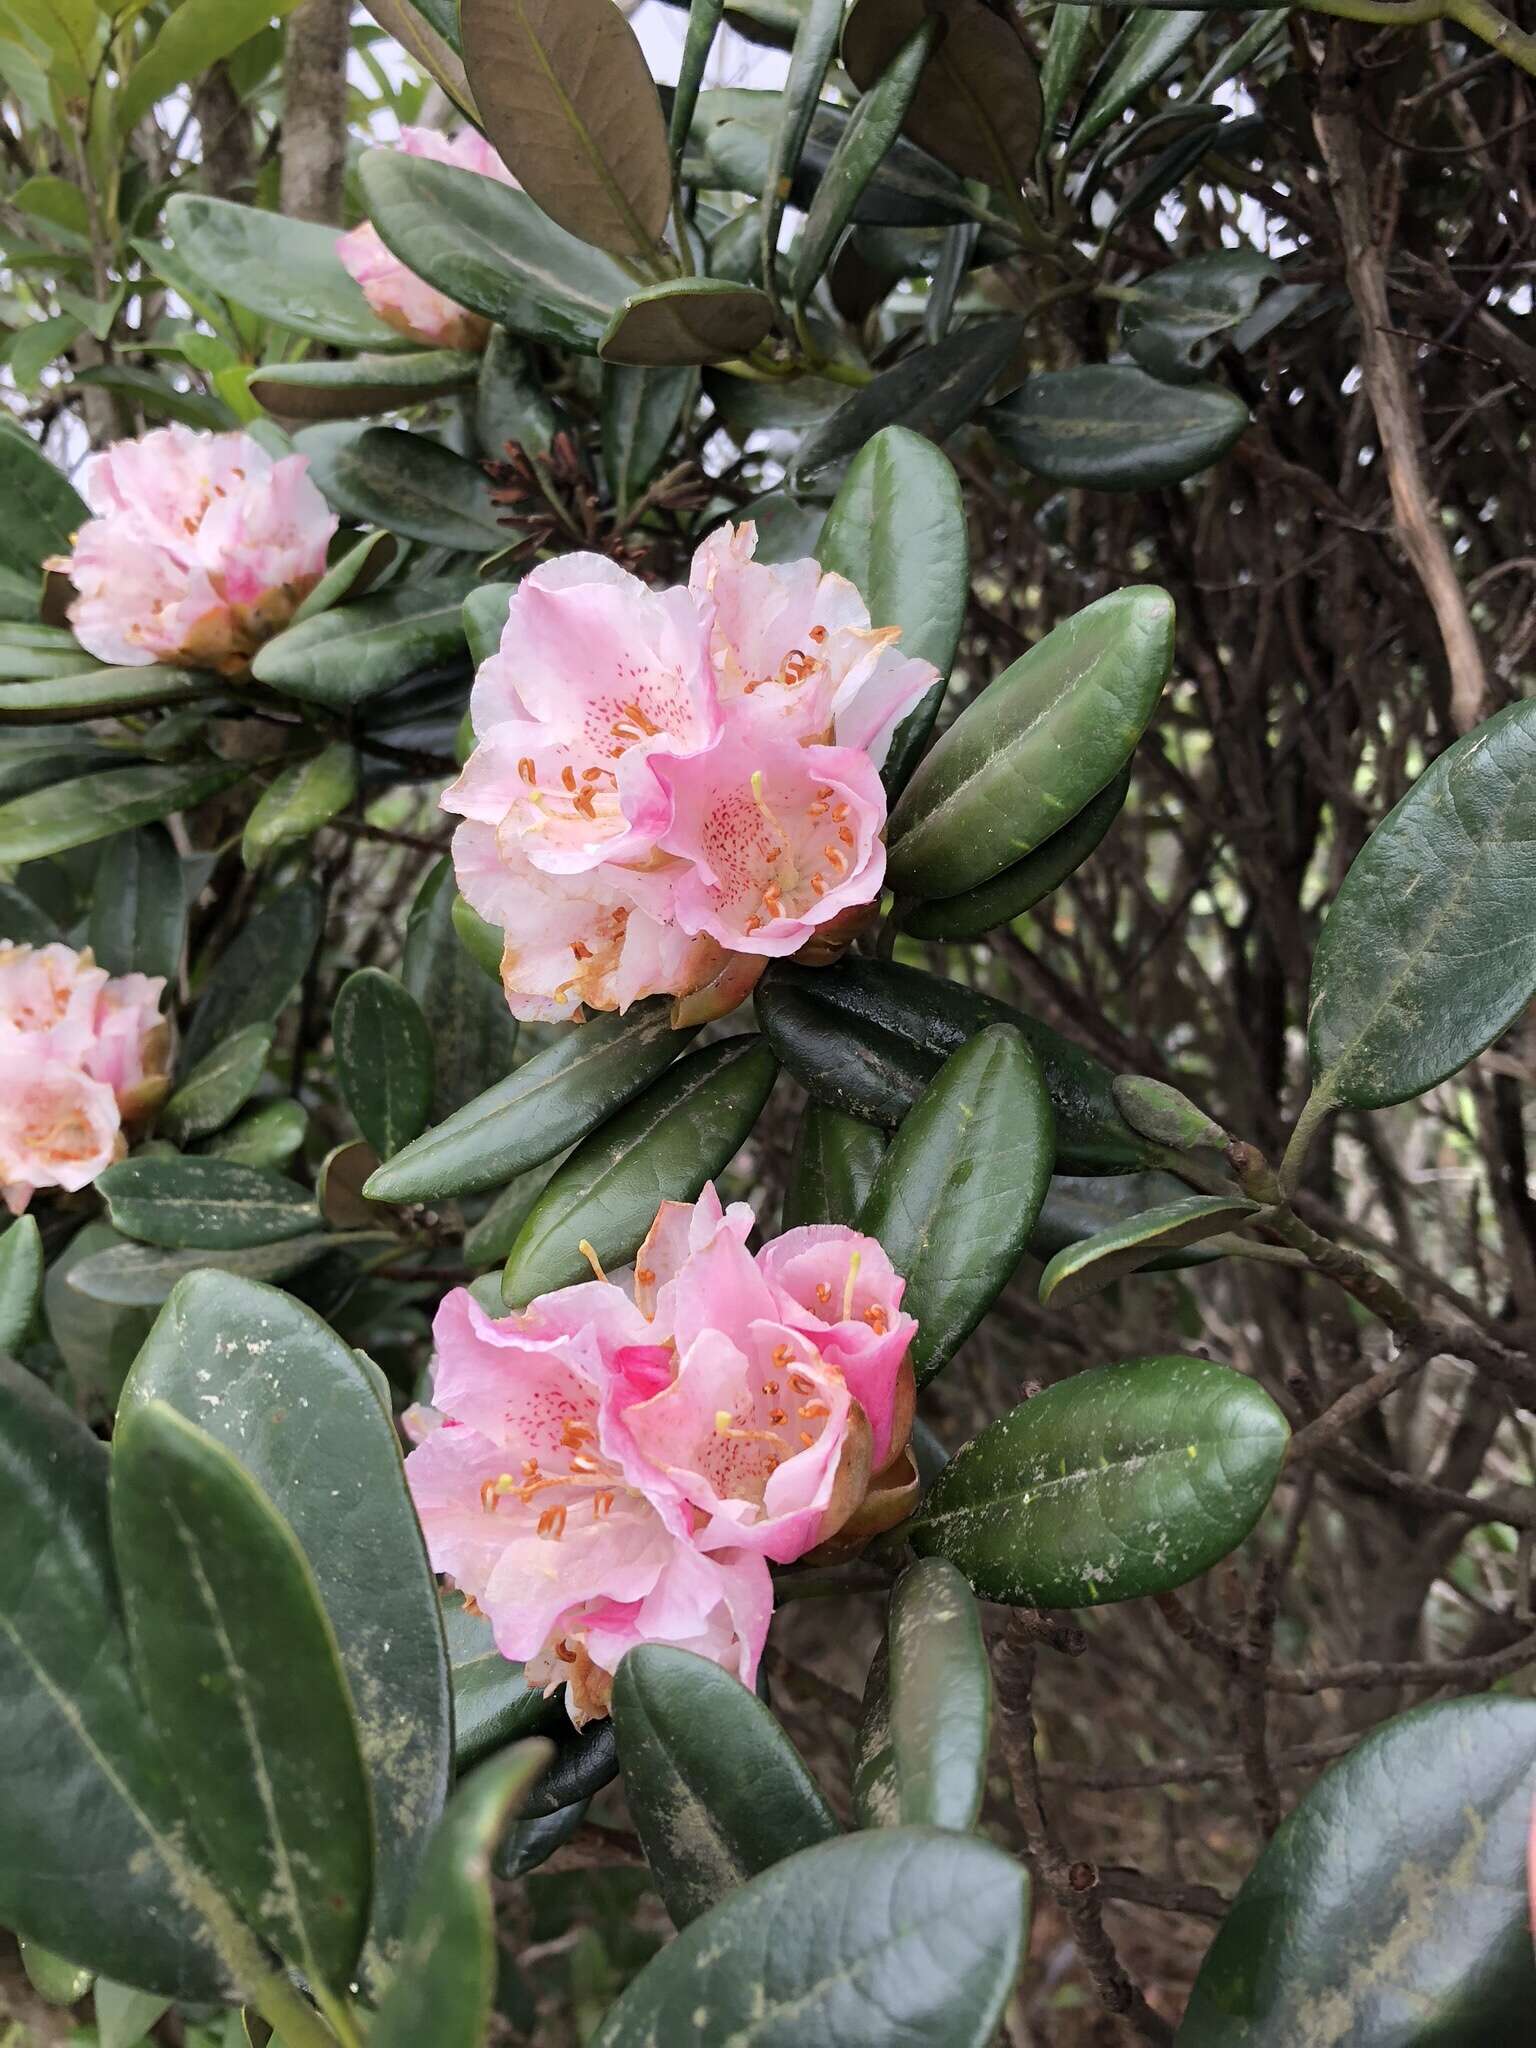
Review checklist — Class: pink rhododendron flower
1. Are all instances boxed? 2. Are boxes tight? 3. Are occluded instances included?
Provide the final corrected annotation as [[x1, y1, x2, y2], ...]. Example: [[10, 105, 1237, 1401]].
[[0, 942, 170, 1214], [445, 523, 937, 1026], [405, 1185, 919, 1724], [56, 427, 336, 673], [339, 128, 515, 350], [406, 1287, 772, 1727]]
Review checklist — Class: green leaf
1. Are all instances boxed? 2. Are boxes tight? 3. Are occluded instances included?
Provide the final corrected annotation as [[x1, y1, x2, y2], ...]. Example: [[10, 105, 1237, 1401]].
[[0, 622, 103, 679], [452, 892, 504, 981], [0, 665, 217, 724], [462, 0, 669, 265], [477, 326, 558, 458], [989, 365, 1249, 490], [203, 1098, 308, 1170], [669, 0, 728, 157], [118, 0, 302, 134], [463, 581, 516, 668], [297, 426, 506, 553], [1109, 1073, 1226, 1154], [43, 1222, 159, 1407], [592, 1828, 1028, 2048], [1180, 1696, 1536, 2046], [368, 1742, 554, 2048], [88, 824, 185, 981], [162, 195, 405, 351], [182, 880, 323, 1070], [0, 424, 85, 576], [903, 766, 1131, 939], [1038, 1194, 1257, 1307], [783, 1100, 886, 1230], [815, 425, 968, 793], [110, 1401, 374, 1991], [0, 1214, 42, 1354], [94, 1980, 172, 2048], [842, 0, 1042, 189], [119, 1274, 451, 1960], [861, 1025, 1053, 1384], [442, 1591, 560, 1771], [790, 16, 937, 306], [358, 148, 632, 354], [598, 279, 773, 366], [1040, 2, 1094, 137], [1308, 700, 1536, 1111], [401, 858, 521, 1120], [160, 1026, 272, 1145], [19, 1939, 93, 2006], [613, 1646, 838, 1928], [1123, 248, 1275, 383], [0, 761, 243, 865], [253, 576, 470, 709], [98, 1158, 318, 1250], [758, 957, 1154, 1173], [1071, 6, 1205, 152], [242, 743, 359, 866], [857, 1558, 991, 1829], [502, 1036, 778, 1305], [291, 528, 399, 627], [463, 1157, 568, 1265], [333, 968, 435, 1160], [795, 317, 1023, 482], [910, 1355, 1289, 1604], [762, 0, 845, 289], [249, 348, 479, 423], [65, 1233, 339, 1309], [0, 1364, 231, 1996], [367, 1001, 696, 1203], [888, 586, 1173, 899], [0, 879, 57, 944], [601, 364, 693, 513]]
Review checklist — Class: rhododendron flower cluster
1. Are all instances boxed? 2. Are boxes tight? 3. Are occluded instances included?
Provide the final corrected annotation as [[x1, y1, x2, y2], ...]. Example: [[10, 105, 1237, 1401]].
[[446, 524, 939, 1025], [339, 128, 515, 350], [405, 1186, 919, 1725], [54, 427, 336, 674], [0, 942, 171, 1216]]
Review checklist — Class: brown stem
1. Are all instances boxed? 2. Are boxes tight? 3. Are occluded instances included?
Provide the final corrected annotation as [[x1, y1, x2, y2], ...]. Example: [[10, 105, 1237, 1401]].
[[279, 0, 351, 224]]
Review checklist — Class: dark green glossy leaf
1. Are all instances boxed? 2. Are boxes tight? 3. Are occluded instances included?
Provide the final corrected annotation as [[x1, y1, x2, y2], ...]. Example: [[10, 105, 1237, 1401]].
[[614, 1646, 837, 1928], [44, 1223, 159, 1406], [602, 364, 693, 512], [369, 1741, 553, 2048], [989, 365, 1249, 490], [861, 1025, 1053, 1383], [1308, 701, 1536, 1111], [599, 279, 773, 366], [443, 1591, 560, 1771], [452, 892, 504, 981], [0, 762, 244, 865], [0, 430, 84, 577], [816, 426, 967, 795], [903, 766, 1131, 939], [359, 148, 632, 353], [593, 1828, 1028, 2048], [119, 1274, 451, 1960], [461, 0, 670, 264], [88, 824, 185, 981], [758, 957, 1154, 1173], [1038, 1194, 1257, 1307], [1040, 2, 1094, 137], [0, 1214, 41, 1353], [0, 879, 59, 942], [111, 1401, 373, 1991], [502, 1036, 778, 1305], [524, 1717, 618, 1818], [0, 1365, 232, 1997], [204, 1098, 308, 1170], [94, 1980, 172, 2048], [162, 195, 405, 350], [888, 586, 1173, 898], [843, 0, 1042, 188], [98, 1158, 318, 1250], [334, 968, 435, 1160], [783, 1099, 886, 1230], [401, 859, 520, 1121], [910, 1355, 1289, 1605], [1071, 7, 1205, 153], [291, 528, 399, 626], [159, 1025, 272, 1144], [477, 327, 557, 458], [762, 0, 845, 289], [463, 1156, 567, 1265], [252, 575, 470, 708], [182, 880, 323, 1070], [241, 743, 359, 864], [1180, 1696, 1536, 2047], [367, 1001, 696, 1204], [463, 581, 516, 668], [65, 1232, 340, 1309], [19, 1937, 93, 2005], [298, 426, 506, 552], [795, 317, 1023, 481], [790, 16, 936, 305], [250, 349, 479, 422], [857, 1558, 991, 1829], [497, 1795, 591, 1879], [1124, 249, 1275, 383]]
